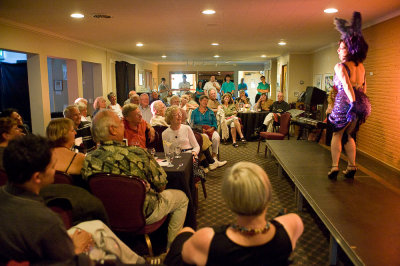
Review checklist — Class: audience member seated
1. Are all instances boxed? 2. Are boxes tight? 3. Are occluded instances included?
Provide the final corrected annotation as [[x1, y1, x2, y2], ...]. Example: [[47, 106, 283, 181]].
[[0, 135, 144, 264], [122, 104, 155, 148], [262, 92, 290, 132], [191, 95, 226, 165], [235, 89, 251, 106], [165, 90, 174, 105], [46, 118, 85, 176], [107, 92, 123, 118], [207, 89, 220, 114], [92, 96, 107, 117], [187, 92, 199, 108], [255, 93, 273, 112], [81, 110, 189, 247], [164, 106, 220, 172], [150, 91, 160, 105], [170, 95, 180, 107], [74, 99, 92, 122], [124, 90, 137, 105], [0, 117, 24, 170], [165, 162, 304, 266], [150, 100, 168, 127], [0, 108, 30, 135], [219, 93, 246, 147], [139, 93, 153, 123], [64, 105, 96, 152], [130, 94, 140, 105]]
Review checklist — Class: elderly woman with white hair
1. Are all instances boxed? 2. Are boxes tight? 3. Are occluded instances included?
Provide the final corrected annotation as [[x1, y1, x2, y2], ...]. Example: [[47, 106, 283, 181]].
[[92, 96, 107, 118], [75, 101, 91, 122], [165, 162, 304, 265], [162, 106, 221, 171], [150, 100, 168, 127]]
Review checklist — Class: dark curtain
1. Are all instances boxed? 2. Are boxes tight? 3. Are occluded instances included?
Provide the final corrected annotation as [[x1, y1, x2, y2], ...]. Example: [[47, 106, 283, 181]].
[[115, 61, 135, 106], [0, 62, 31, 129]]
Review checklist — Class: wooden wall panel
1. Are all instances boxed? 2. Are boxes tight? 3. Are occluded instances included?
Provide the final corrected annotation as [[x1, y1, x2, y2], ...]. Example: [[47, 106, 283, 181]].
[[358, 16, 400, 170]]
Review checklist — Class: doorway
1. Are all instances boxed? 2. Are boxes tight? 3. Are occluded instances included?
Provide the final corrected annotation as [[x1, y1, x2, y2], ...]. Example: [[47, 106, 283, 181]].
[[82, 61, 103, 115], [238, 71, 262, 105]]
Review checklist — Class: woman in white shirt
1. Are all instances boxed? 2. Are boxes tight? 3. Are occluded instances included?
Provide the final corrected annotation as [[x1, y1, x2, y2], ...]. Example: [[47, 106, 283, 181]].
[[162, 106, 220, 171]]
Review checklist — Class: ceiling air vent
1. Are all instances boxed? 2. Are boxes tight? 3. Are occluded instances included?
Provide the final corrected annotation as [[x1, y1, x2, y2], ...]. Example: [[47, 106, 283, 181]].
[[92, 14, 112, 19]]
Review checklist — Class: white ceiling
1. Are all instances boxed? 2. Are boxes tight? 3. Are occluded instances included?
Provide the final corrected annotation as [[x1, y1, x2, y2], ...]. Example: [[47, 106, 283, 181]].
[[1, 0, 399, 64]]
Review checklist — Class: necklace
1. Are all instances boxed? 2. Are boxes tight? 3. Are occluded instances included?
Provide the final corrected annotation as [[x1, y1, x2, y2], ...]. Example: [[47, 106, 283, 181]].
[[231, 222, 270, 235]]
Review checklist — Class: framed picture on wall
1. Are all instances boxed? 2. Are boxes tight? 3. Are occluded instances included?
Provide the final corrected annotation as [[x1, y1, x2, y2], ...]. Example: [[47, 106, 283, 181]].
[[323, 74, 334, 91], [54, 80, 63, 91], [314, 74, 322, 89]]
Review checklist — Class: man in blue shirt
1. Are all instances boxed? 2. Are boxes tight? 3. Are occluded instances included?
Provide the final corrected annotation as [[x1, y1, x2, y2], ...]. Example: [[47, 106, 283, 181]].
[[238, 78, 249, 97], [191, 95, 226, 165], [221, 75, 236, 97]]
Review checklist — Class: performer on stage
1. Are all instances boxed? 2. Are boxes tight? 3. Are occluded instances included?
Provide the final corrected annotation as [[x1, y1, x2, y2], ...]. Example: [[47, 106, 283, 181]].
[[328, 12, 371, 180]]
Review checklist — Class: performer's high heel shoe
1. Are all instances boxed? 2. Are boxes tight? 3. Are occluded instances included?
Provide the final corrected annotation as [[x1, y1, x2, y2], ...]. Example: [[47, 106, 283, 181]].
[[328, 166, 339, 180], [343, 165, 357, 179]]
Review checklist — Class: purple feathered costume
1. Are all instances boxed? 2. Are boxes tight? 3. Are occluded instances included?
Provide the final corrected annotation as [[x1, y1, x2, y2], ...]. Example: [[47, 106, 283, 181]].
[[329, 12, 371, 138]]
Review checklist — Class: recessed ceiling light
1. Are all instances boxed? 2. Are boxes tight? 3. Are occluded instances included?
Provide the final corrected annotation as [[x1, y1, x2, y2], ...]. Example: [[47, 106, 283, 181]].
[[70, 13, 84, 18], [211, 43, 219, 46], [202, 9, 216, 15], [324, 8, 338, 14], [161, 55, 167, 58], [261, 55, 267, 58], [278, 41, 286, 46], [214, 55, 220, 58], [136, 43, 144, 47]]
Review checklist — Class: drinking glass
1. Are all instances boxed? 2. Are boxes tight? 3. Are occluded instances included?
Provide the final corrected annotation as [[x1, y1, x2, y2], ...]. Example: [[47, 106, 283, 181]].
[[174, 144, 182, 158], [166, 151, 174, 167]]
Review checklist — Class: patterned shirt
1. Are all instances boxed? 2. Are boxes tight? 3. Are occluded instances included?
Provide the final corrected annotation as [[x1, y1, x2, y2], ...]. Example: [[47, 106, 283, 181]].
[[76, 121, 96, 152], [81, 140, 167, 217], [191, 107, 218, 129]]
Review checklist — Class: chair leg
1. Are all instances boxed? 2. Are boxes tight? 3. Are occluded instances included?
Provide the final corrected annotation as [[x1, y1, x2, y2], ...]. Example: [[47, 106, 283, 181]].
[[264, 145, 268, 158], [201, 180, 207, 199], [144, 234, 154, 257], [257, 139, 261, 153]]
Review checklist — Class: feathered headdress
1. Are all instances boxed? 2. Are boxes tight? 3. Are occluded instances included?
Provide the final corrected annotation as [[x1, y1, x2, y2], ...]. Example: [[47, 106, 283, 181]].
[[334, 12, 368, 62]]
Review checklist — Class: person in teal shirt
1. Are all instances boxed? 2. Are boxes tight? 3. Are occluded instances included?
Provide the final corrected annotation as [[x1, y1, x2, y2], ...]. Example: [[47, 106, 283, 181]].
[[195, 80, 205, 102], [255, 75, 270, 103], [238, 78, 248, 97], [221, 75, 236, 96]]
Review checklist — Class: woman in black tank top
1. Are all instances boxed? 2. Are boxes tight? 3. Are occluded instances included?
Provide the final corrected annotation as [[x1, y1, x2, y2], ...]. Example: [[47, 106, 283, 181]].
[[165, 162, 303, 266]]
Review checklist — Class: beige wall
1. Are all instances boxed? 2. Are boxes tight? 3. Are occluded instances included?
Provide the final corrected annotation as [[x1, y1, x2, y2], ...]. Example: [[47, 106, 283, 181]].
[[288, 54, 312, 103], [0, 20, 158, 134]]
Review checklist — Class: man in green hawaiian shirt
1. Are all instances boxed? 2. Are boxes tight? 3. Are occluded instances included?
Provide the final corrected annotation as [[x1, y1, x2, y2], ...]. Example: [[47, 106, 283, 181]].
[[81, 110, 188, 247]]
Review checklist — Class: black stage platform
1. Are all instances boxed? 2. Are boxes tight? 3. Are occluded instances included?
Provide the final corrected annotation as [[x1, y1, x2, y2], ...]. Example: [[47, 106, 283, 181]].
[[265, 140, 400, 265]]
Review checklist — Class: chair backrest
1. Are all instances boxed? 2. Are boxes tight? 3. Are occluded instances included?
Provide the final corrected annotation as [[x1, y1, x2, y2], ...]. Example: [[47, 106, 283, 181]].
[[279, 113, 291, 136], [153, 125, 168, 152], [88, 173, 147, 233], [54, 171, 73, 185], [0, 170, 8, 186]]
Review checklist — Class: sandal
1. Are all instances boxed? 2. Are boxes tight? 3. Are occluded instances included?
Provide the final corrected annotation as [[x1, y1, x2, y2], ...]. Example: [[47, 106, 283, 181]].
[[240, 138, 247, 143], [233, 143, 239, 147], [343, 165, 357, 179], [328, 166, 339, 180]]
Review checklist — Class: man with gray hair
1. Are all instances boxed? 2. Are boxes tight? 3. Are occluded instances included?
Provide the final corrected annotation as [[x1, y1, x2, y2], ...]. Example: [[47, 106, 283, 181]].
[[262, 92, 290, 132], [139, 93, 152, 123], [63, 105, 96, 152], [124, 90, 137, 105], [150, 100, 168, 127], [81, 109, 188, 248]]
